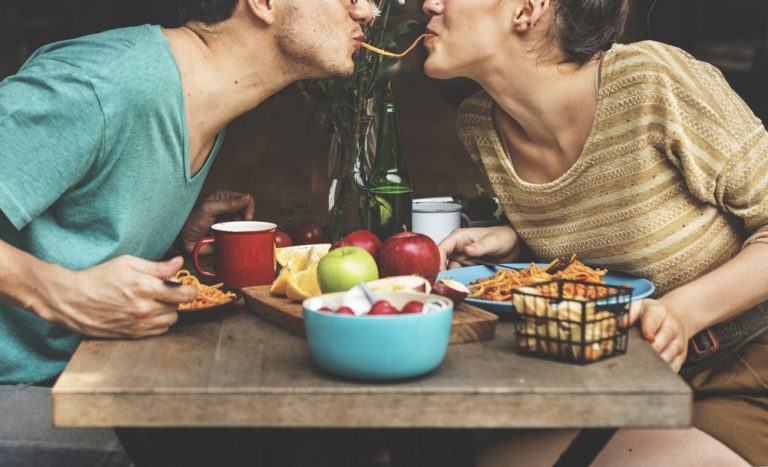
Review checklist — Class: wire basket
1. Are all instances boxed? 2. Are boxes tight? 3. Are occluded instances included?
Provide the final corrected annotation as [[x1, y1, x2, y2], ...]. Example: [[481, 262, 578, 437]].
[[512, 279, 633, 363]]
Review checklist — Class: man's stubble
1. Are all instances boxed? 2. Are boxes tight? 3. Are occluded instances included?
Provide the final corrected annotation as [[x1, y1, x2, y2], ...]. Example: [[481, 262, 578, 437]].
[[276, 1, 354, 79]]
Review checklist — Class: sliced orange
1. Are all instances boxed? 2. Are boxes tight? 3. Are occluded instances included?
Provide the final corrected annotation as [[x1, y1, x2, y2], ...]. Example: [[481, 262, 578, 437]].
[[276, 244, 331, 268], [285, 264, 321, 301], [269, 267, 291, 295], [294, 247, 315, 272], [272, 245, 326, 299]]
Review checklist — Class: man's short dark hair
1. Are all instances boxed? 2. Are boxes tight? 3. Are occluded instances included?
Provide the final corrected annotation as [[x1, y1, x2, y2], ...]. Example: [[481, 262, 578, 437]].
[[178, 0, 238, 25]]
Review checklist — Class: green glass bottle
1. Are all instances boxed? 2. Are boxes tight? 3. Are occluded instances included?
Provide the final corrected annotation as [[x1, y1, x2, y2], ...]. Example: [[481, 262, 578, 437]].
[[364, 102, 413, 239]]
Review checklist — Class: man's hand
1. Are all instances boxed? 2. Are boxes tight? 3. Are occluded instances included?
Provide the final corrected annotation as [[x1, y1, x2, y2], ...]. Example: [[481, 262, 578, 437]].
[[180, 190, 256, 254], [35, 256, 197, 338], [628, 299, 691, 372], [437, 225, 521, 270]]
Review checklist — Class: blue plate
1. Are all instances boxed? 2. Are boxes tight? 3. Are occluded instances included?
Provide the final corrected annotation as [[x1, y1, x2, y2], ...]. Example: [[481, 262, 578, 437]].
[[436, 263, 655, 316]]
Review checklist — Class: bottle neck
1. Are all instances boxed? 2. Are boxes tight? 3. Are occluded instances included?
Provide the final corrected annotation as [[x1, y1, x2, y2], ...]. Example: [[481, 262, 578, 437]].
[[372, 104, 404, 173]]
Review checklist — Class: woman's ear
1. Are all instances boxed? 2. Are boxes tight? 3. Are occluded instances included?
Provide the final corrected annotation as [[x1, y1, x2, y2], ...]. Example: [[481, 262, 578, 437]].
[[245, 0, 275, 26], [513, 0, 551, 33]]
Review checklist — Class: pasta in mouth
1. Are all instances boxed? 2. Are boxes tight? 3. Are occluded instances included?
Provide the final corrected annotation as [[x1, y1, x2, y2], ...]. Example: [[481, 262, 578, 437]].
[[173, 269, 237, 310], [361, 34, 427, 58], [468, 258, 609, 302]]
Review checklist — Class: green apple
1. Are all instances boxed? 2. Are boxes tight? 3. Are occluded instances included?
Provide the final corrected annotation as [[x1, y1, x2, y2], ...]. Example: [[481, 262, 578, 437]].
[[317, 246, 379, 293]]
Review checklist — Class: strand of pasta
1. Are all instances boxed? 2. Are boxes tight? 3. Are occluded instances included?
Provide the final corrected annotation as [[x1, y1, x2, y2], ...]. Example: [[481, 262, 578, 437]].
[[468, 259, 608, 302], [360, 34, 426, 58], [174, 269, 237, 310]]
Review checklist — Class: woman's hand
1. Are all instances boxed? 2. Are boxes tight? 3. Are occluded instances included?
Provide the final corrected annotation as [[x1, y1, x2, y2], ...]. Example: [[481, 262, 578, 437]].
[[180, 190, 256, 254], [34, 256, 197, 338], [628, 299, 691, 372], [437, 225, 521, 270]]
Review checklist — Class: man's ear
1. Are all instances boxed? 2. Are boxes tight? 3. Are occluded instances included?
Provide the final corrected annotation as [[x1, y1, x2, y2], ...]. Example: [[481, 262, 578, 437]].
[[245, 0, 275, 26], [513, 0, 550, 33]]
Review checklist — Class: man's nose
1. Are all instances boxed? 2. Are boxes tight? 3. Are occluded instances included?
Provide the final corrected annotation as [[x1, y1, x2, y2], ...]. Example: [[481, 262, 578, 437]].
[[351, 0, 374, 24], [422, 0, 443, 16]]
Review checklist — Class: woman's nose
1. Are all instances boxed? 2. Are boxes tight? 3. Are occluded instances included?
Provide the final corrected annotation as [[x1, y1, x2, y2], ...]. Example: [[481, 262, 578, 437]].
[[351, 0, 374, 24], [422, 0, 443, 16]]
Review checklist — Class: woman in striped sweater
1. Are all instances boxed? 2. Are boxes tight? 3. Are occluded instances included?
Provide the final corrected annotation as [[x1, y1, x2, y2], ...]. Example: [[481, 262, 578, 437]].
[[426, 0, 768, 465]]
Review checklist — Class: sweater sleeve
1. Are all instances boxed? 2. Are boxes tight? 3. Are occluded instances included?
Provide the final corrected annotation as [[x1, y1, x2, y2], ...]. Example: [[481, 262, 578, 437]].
[[640, 42, 768, 248]]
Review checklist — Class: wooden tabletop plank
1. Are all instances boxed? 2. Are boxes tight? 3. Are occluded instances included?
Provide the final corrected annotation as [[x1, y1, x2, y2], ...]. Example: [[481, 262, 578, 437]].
[[154, 318, 224, 389], [52, 306, 692, 428]]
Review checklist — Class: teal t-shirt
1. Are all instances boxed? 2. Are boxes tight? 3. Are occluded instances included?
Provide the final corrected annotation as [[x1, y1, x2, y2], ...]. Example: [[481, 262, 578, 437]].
[[0, 25, 223, 384]]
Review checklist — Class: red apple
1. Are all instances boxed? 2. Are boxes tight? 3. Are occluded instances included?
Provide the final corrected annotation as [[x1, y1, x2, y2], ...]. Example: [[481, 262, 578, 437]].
[[368, 300, 398, 316], [401, 301, 424, 314], [275, 230, 292, 248], [431, 278, 470, 305], [331, 229, 382, 260], [378, 232, 441, 284], [291, 222, 326, 245]]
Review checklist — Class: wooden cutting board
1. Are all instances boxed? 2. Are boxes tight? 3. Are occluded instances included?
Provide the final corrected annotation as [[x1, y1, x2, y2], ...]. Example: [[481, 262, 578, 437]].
[[242, 285, 498, 345]]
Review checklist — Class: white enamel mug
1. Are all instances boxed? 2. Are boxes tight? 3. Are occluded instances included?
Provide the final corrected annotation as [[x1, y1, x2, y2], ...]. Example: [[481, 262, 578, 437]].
[[411, 202, 470, 245]]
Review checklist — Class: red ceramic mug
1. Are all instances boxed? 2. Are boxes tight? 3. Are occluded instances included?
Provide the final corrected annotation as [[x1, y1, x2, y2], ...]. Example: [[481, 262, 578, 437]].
[[193, 221, 277, 288]]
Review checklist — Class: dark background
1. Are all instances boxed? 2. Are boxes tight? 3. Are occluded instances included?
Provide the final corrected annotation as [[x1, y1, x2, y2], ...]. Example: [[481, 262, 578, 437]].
[[2, 0, 766, 227]]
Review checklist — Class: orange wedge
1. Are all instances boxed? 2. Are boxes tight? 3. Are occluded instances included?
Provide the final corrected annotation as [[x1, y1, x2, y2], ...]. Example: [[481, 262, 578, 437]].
[[285, 264, 321, 301], [276, 244, 331, 268], [271, 246, 325, 298], [270, 267, 291, 295]]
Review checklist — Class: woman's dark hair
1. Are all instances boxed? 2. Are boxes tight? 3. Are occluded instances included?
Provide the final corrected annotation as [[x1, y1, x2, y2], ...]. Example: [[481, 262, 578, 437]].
[[178, 0, 238, 24], [551, 0, 629, 64]]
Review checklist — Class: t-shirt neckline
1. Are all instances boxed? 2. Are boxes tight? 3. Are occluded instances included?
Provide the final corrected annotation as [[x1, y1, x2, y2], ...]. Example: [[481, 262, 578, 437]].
[[153, 25, 223, 185]]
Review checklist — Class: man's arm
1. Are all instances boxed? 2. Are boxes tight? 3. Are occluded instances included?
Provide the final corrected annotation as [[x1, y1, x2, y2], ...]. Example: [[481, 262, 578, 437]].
[[178, 190, 256, 255], [0, 238, 197, 338]]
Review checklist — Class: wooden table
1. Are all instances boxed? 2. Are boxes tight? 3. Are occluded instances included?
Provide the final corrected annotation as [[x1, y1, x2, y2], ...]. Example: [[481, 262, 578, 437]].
[[51, 305, 692, 429]]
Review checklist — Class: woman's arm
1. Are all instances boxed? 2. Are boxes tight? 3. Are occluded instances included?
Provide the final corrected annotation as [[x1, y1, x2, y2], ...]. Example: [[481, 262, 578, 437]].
[[663, 242, 768, 334], [631, 242, 768, 371], [627, 45, 768, 371]]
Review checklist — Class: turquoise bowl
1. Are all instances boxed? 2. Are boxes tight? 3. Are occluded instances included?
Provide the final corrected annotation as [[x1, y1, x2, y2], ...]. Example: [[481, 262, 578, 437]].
[[302, 292, 453, 381]]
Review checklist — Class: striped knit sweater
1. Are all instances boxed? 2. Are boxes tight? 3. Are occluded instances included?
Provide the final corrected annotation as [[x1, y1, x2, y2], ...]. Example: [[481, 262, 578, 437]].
[[457, 41, 768, 295]]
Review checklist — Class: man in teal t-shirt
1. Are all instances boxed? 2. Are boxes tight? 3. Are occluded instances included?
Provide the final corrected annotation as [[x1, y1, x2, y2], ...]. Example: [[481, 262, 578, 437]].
[[0, 0, 373, 465]]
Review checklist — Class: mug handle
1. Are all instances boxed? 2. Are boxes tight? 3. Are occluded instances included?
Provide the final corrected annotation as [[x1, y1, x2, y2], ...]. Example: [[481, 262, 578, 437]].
[[193, 237, 216, 278], [460, 213, 471, 228]]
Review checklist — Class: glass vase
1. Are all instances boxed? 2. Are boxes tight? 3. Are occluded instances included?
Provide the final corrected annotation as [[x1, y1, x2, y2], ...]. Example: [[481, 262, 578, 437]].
[[326, 109, 378, 242]]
